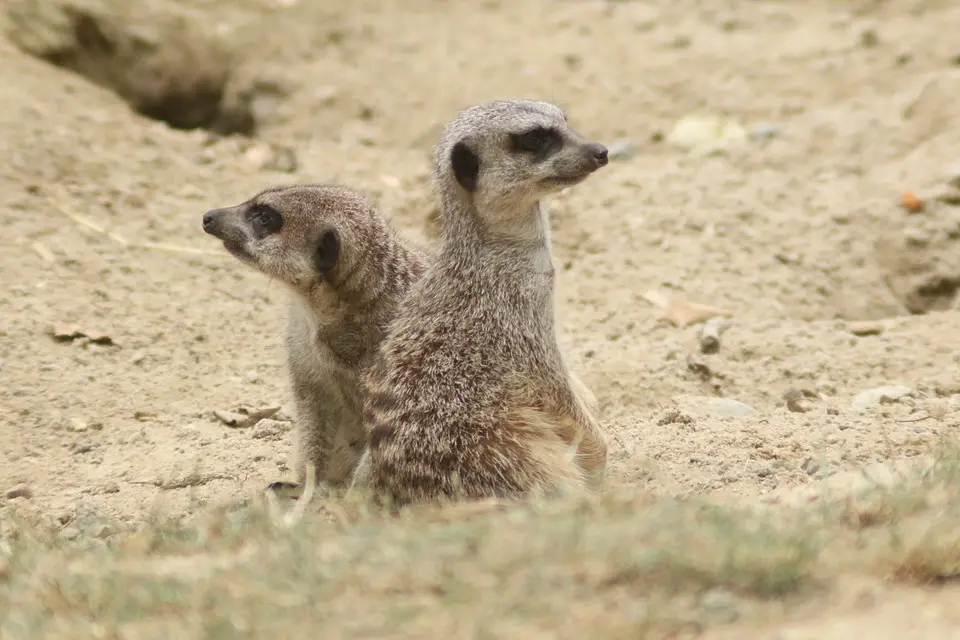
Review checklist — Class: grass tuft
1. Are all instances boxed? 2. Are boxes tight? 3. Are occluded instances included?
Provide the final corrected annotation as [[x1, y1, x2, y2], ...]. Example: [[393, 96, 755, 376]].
[[2, 442, 959, 638]]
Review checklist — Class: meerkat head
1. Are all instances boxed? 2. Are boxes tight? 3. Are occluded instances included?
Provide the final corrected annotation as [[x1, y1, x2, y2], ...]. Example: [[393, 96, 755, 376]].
[[201, 184, 385, 299], [436, 99, 609, 223]]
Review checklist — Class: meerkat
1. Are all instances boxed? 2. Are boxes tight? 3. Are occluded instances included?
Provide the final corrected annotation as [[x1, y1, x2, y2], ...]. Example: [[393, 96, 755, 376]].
[[359, 99, 610, 507], [201, 184, 428, 491]]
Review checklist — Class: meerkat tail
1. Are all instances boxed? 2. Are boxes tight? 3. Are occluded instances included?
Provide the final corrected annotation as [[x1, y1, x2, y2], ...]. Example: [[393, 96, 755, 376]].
[[556, 365, 607, 490], [567, 368, 599, 418], [552, 411, 607, 492], [503, 406, 594, 500], [346, 448, 373, 497]]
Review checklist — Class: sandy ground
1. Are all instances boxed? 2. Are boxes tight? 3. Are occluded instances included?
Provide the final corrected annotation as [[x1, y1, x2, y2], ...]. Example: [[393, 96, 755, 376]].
[[2, 0, 960, 636]]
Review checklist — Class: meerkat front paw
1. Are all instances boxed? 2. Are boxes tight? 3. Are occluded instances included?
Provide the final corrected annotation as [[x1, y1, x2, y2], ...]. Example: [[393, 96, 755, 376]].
[[265, 480, 304, 501]]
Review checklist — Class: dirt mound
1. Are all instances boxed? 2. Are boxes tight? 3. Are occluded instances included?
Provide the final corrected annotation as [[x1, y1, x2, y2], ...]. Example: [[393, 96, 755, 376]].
[[6, 0, 264, 134]]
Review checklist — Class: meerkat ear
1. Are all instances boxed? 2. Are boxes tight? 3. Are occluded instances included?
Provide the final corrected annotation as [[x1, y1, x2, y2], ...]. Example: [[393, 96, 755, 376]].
[[314, 230, 340, 273], [450, 141, 479, 192]]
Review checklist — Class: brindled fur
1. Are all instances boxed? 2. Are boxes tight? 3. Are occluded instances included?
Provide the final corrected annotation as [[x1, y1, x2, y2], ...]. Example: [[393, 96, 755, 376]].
[[202, 184, 428, 488], [360, 100, 610, 507]]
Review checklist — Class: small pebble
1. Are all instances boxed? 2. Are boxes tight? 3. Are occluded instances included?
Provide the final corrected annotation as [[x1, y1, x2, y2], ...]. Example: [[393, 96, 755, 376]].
[[852, 385, 911, 411], [846, 321, 884, 337], [5, 484, 33, 500], [801, 458, 821, 475], [708, 398, 757, 418], [71, 440, 97, 454], [783, 388, 809, 413], [786, 399, 809, 413], [94, 524, 114, 539], [903, 227, 931, 247], [699, 316, 731, 354], [103, 482, 120, 494], [757, 467, 773, 478]]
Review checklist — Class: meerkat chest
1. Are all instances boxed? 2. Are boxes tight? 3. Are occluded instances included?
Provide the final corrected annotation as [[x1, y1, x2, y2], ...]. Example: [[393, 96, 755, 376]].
[[285, 300, 362, 384], [527, 242, 556, 279]]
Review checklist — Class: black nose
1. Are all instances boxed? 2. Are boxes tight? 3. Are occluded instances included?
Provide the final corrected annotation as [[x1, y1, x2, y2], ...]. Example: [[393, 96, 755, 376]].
[[592, 145, 609, 166], [202, 210, 217, 232]]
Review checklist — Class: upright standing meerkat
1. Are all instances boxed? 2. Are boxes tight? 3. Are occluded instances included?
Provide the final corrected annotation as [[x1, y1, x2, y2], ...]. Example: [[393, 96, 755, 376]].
[[202, 184, 428, 490], [359, 99, 609, 506]]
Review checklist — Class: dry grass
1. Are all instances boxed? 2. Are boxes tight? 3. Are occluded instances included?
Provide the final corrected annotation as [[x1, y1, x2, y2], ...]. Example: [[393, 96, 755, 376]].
[[2, 444, 959, 639], [834, 443, 960, 586]]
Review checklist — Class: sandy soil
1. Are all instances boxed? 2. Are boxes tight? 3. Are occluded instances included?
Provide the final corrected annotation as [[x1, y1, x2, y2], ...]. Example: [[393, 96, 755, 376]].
[[2, 0, 960, 636]]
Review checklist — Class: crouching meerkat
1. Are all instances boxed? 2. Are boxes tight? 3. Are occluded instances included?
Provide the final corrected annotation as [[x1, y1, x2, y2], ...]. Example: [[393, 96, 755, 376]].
[[359, 99, 610, 507], [201, 184, 428, 490]]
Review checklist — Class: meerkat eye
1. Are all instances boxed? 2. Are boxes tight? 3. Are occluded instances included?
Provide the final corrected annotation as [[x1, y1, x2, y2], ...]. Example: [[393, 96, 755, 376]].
[[251, 204, 282, 234], [511, 127, 559, 156]]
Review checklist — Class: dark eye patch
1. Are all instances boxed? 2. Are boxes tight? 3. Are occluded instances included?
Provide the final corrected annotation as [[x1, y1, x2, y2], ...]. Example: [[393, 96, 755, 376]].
[[510, 126, 561, 159], [250, 203, 282, 236]]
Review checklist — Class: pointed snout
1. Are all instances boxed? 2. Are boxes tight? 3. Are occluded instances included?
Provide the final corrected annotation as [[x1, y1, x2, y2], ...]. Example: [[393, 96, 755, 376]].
[[200, 204, 250, 260], [585, 142, 609, 168], [202, 208, 225, 236]]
